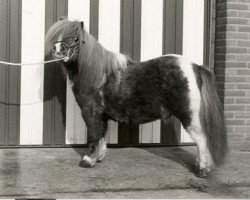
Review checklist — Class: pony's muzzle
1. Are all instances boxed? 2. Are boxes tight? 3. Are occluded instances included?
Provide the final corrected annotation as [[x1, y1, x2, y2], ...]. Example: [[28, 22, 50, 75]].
[[52, 42, 67, 58]]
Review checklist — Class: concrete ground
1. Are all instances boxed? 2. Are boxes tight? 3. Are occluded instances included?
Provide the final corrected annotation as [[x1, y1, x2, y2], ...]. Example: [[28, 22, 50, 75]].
[[0, 142, 249, 198]]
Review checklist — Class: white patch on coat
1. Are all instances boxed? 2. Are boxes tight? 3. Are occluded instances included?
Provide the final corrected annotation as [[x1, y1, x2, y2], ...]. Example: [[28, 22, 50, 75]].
[[110, 52, 127, 87], [165, 54, 201, 116], [113, 52, 127, 69], [82, 155, 92, 163], [82, 155, 97, 167], [165, 54, 213, 169], [55, 35, 63, 52], [99, 90, 105, 106], [98, 137, 107, 162], [54, 43, 61, 52], [99, 137, 107, 151]]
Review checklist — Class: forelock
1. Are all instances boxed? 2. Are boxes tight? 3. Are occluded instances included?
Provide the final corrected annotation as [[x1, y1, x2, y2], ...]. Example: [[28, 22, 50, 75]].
[[45, 20, 80, 56]]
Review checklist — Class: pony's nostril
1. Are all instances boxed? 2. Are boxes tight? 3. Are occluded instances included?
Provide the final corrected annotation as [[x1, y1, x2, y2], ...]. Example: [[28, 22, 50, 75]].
[[52, 44, 57, 52], [61, 45, 67, 53]]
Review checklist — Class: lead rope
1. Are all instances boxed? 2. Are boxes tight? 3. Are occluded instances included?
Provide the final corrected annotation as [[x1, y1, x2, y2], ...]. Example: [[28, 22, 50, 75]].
[[0, 57, 68, 66], [0, 43, 78, 66]]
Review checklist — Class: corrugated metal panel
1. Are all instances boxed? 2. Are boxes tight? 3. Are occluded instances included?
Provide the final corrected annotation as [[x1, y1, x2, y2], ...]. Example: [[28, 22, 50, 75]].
[[118, 0, 141, 145], [89, 0, 99, 40], [20, 0, 45, 145], [161, 0, 183, 144], [43, 0, 68, 146], [0, 0, 8, 146], [66, 0, 90, 145], [181, 0, 205, 143], [98, 0, 121, 144], [0, 0, 21, 146], [139, 0, 163, 144]]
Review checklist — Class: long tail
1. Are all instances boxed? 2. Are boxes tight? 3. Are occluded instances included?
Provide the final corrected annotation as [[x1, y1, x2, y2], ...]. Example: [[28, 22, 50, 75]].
[[195, 65, 228, 166]]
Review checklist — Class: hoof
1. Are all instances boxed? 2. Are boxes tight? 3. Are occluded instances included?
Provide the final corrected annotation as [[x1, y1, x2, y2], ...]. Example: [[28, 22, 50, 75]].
[[193, 162, 211, 178], [196, 169, 210, 178], [79, 155, 97, 168]]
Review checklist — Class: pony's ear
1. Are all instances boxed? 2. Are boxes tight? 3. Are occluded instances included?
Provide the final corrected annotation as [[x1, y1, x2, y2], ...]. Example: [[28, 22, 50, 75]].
[[79, 21, 86, 44], [59, 16, 67, 20], [80, 21, 84, 29]]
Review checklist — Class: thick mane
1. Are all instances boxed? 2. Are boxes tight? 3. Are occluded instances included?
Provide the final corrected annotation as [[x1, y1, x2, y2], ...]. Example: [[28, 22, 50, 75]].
[[77, 31, 127, 92], [45, 20, 128, 92]]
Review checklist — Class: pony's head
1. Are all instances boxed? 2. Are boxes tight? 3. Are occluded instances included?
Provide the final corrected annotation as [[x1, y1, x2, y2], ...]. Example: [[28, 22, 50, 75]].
[[45, 20, 85, 63], [45, 19, 128, 92]]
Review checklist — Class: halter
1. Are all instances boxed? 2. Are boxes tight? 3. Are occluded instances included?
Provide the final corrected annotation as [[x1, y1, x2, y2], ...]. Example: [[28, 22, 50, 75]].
[[52, 39, 79, 62]]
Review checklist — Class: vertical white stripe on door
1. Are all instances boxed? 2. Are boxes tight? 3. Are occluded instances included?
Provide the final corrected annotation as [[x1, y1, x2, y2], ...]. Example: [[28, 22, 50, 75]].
[[139, 0, 163, 143], [20, 0, 45, 145], [66, 0, 90, 144], [181, 0, 204, 143], [98, 0, 121, 144], [68, 0, 90, 31]]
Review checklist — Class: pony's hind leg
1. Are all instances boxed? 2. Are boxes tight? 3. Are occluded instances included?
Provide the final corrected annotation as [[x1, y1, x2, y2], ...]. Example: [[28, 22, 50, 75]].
[[185, 113, 213, 177]]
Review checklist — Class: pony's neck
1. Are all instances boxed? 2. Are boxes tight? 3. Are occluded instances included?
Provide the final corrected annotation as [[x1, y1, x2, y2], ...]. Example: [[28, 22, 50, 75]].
[[83, 33, 127, 71], [76, 31, 127, 93]]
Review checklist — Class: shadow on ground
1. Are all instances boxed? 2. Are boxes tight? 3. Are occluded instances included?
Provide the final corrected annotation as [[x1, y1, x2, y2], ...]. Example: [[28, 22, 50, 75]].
[[143, 146, 198, 175], [144, 144, 250, 198]]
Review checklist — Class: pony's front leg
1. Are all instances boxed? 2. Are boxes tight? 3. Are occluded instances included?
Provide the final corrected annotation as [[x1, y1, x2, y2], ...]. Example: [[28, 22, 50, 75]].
[[79, 118, 107, 168], [97, 135, 108, 162], [97, 121, 108, 162]]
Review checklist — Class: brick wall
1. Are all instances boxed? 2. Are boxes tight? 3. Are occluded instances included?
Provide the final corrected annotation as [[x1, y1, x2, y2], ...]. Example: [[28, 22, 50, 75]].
[[215, 0, 250, 144]]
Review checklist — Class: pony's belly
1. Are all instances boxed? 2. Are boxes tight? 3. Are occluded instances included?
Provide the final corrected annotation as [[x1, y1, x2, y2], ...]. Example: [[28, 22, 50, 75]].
[[129, 106, 171, 124], [128, 109, 161, 124], [105, 103, 170, 124]]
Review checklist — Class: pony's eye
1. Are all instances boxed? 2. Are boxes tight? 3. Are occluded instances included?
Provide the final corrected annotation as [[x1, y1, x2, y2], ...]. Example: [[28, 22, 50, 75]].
[[74, 37, 79, 42]]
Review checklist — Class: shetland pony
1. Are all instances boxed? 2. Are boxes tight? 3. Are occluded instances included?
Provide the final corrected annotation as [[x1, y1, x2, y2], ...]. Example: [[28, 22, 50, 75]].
[[45, 20, 227, 177]]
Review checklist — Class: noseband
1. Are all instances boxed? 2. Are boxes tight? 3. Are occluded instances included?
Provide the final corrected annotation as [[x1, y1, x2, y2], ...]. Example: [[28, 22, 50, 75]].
[[52, 39, 79, 62]]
